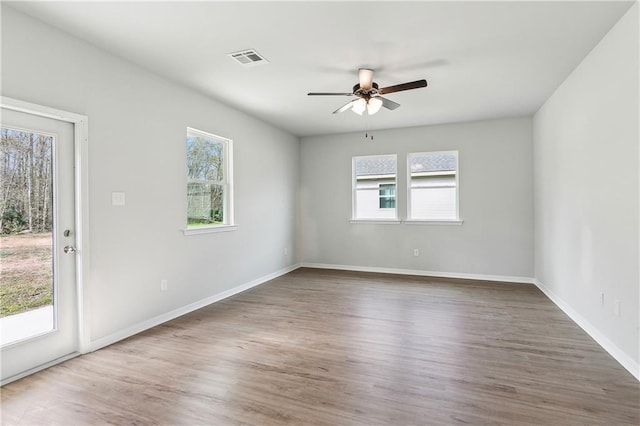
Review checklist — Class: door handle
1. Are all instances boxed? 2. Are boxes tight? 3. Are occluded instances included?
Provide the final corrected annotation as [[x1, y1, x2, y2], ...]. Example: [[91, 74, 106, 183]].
[[63, 245, 77, 254]]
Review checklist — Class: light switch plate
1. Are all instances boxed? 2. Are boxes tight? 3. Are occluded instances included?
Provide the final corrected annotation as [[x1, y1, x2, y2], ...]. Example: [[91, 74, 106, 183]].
[[112, 191, 126, 206]]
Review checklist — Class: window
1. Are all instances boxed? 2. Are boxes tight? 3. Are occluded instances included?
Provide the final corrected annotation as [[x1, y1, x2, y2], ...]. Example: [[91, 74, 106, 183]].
[[186, 128, 233, 229], [353, 154, 397, 220], [379, 183, 396, 208], [408, 151, 458, 221]]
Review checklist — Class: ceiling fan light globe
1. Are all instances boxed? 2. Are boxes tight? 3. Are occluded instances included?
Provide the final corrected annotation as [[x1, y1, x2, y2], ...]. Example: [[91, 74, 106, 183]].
[[367, 97, 383, 115], [352, 98, 367, 115], [358, 68, 374, 90]]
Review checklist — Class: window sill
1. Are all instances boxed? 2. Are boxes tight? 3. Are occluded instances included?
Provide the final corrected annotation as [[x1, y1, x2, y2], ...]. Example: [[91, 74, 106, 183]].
[[349, 219, 401, 225], [403, 219, 464, 226], [182, 224, 238, 236]]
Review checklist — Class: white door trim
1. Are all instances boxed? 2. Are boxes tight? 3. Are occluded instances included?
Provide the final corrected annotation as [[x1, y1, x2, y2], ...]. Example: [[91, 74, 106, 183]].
[[1, 96, 90, 353]]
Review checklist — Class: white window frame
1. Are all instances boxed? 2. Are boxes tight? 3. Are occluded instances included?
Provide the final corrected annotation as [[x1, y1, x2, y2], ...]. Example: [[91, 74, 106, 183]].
[[351, 154, 400, 223], [406, 150, 462, 224], [183, 127, 236, 235]]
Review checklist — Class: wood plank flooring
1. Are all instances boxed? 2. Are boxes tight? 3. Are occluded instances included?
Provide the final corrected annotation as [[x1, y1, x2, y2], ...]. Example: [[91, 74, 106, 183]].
[[1, 268, 638, 425]]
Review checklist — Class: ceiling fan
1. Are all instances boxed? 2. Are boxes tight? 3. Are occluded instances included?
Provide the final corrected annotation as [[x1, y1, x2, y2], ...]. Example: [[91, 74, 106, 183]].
[[308, 68, 427, 115]]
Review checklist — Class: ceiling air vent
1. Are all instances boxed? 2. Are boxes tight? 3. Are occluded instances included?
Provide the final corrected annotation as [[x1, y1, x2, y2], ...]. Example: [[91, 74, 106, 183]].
[[228, 49, 269, 67]]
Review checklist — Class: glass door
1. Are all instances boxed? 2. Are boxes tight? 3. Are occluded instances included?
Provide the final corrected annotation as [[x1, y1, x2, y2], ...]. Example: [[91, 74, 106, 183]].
[[0, 108, 78, 383]]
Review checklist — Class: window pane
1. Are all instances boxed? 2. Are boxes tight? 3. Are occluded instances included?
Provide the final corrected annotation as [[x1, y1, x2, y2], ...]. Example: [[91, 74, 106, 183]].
[[409, 152, 458, 220], [187, 182, 224, 225], [410, 153, 456, 174], [186, 135, 224, 182], [411, 185, 456, 219], [353, 155, 397, 219], [379, 183, 396, 209], [355, 155, 397, 177], [1, 128, 55, 345]]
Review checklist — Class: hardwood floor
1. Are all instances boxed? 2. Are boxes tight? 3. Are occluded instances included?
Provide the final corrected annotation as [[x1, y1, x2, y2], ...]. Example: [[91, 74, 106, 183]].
[[1, 268, 638, 425]]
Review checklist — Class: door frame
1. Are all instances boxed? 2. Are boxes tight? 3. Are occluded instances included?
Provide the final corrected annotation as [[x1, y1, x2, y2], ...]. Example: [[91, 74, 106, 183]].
[[1, 96, 90, 355]]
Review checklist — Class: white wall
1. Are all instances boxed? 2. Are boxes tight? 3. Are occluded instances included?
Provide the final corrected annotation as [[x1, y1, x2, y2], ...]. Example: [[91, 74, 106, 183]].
[[1, 7, 299, 344], [533, 3, 639, 372], [300, 117, 534, 280]]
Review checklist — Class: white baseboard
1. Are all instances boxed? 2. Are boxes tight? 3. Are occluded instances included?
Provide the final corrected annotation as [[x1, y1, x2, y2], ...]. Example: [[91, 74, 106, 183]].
[[300, 262, 534, 284], [534, 279, 639, 381], [87, 263, 301, 353]]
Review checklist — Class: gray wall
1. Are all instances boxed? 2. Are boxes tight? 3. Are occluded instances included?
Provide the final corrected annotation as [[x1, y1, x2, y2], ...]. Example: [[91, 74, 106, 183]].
[[534, 4, 639, 367], [1, 7, 299, 343], [300, 117, 534, 280]]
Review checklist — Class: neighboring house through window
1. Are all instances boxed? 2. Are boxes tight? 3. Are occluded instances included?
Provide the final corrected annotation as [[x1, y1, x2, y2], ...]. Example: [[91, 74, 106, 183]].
[[408, 151, 458, 220], [353, 154, 397, 220], [186, 128, 233, 228], [379, 183, 396, 209]]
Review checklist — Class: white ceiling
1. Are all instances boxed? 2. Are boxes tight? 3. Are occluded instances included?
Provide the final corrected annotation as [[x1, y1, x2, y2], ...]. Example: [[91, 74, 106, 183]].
[[7, 1, 634, 137]]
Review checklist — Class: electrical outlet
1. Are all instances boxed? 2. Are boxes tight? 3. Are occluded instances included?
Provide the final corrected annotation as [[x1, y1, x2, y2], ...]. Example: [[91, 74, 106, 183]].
[[614, 299, 620, 316], [284, 247, 288, 256], [600, 292, 605, 308], [161, 279, 168, 292], [413, 248, 419, 257]]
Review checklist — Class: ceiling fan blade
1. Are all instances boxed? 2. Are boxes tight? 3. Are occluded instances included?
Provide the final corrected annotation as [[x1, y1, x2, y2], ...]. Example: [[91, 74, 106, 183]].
[[358, 68, 374, 90], [308, 92, 353, 96], [377, 96, 400, 110], [378, 79, 427, 95], [333, 100, 355, 114]]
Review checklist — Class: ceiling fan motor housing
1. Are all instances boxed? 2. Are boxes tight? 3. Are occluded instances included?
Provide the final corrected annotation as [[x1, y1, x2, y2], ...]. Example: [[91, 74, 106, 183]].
[[353, 82, 379, 99]]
